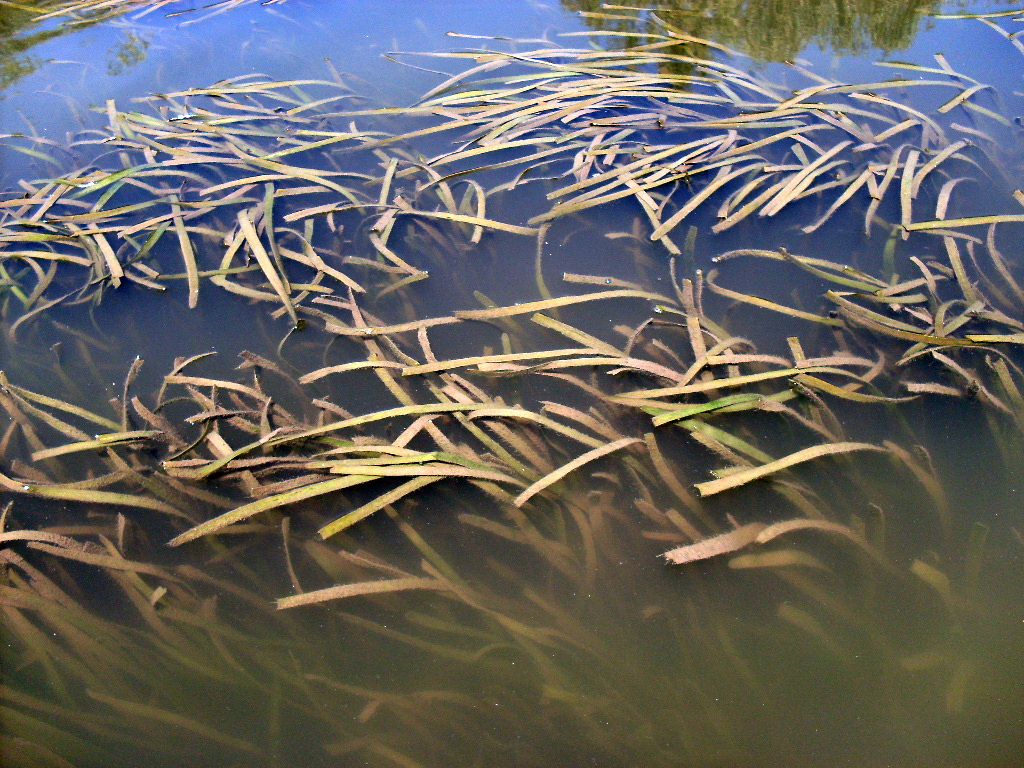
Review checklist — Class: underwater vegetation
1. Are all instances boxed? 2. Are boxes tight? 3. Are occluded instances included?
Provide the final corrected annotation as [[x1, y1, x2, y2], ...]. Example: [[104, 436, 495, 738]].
[[1, 3, 1023, 767]]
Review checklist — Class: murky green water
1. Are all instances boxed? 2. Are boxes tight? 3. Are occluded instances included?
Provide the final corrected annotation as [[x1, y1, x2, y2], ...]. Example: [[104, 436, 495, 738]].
[[2, 2, 1023, 767]]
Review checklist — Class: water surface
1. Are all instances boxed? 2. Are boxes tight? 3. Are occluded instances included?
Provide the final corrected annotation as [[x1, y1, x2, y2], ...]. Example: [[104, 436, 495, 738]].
[[1, 2, 1023, 767]]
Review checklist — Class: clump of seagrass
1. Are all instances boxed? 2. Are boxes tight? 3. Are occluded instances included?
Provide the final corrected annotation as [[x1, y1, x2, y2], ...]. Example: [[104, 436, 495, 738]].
[[1, 265, 1018, 763], [3, 9, 1024, 767], [3, 21, 1024, 336]]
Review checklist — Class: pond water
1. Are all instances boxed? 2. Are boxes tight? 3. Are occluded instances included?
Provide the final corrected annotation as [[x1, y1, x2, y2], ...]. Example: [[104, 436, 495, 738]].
[[1, 2, 1023, 767]]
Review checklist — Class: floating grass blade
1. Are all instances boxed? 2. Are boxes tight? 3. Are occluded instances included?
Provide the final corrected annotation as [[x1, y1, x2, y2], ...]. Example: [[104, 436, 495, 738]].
[[237, 210, 297, 326], [277, 577, 446, 609], [649, 394, 765, 426], [319, 476, 441, 539], [0, 470, 184, 517], [168, 475, 376, 546], [694, 442, 885, 497], [30, 431, 162, 461], [663, 523, 766, 565], [513, 437, 640, 507]]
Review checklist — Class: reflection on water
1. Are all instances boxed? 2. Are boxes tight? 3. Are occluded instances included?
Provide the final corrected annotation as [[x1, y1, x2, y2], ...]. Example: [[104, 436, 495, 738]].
[[0, 2, 64, 90], [1, 2, 1023, 767], [562, 0, 941, 61], [105, 32, 149, 77]]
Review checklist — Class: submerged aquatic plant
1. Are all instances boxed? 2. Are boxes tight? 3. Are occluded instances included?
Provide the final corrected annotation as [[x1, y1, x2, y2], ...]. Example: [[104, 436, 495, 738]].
[[2, 12, 1023, 330], [2, 7, 1024, 767]]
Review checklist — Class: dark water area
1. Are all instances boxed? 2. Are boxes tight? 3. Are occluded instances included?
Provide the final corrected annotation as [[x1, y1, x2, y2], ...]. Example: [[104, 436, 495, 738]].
[[2, 1, 1024, 767]]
